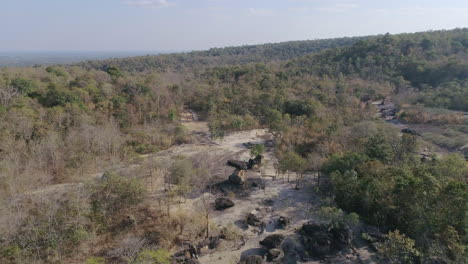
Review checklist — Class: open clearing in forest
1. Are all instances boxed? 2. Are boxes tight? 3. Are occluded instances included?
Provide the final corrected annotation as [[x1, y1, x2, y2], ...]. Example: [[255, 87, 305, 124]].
[[11, 119, 377, 264]]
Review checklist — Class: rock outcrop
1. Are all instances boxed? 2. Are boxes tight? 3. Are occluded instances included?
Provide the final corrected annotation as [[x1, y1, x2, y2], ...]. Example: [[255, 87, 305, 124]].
[[228, 169, 245, 185], [227, 160, 249, 170], [214, 197, 235, 210], [260, 234, 285, 249], [246, 213, 262, 227]]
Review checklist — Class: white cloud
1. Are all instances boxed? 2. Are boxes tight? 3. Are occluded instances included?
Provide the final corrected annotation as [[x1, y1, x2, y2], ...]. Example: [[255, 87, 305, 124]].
[[123, 0, 170, 8], [248, 8, 275, 17]]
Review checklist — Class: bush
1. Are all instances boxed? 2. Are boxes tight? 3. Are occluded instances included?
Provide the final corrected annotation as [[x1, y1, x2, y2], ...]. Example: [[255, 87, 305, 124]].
[[250, 144, 265, 157]]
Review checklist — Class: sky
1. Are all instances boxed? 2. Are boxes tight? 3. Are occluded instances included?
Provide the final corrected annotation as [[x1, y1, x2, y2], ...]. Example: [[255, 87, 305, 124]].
[[1, 0, 468, 52]]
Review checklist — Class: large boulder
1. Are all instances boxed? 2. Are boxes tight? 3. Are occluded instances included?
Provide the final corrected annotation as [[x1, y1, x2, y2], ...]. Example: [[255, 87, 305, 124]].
[[228, 169, 245, 185], [227, 160, 249, 170], [243, 255, 264, 264], [246, 213, 262, 227], [247, 155, 264, 169], [214, 197, 235, 210], [260, 234, 285, 249]]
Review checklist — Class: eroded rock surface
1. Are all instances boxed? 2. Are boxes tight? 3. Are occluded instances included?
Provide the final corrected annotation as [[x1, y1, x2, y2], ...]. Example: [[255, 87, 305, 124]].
[[259, 234, 285, 249], [214, 197, 235, 210]]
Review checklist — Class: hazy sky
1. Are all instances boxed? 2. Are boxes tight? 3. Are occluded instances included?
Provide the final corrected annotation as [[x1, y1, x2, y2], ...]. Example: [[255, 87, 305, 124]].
[[1, 0, 467, 51]]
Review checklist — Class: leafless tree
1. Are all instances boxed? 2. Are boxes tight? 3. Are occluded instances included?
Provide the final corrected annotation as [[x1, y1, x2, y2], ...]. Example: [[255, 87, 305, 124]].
[[0, 84, 19, 107]]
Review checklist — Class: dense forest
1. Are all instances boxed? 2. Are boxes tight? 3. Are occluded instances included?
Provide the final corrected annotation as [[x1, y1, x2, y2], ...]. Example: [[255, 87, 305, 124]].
[[0, 29, 467, 264]]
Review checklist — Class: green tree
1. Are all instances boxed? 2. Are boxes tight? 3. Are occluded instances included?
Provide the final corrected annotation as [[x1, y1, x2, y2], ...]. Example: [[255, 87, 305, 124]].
[[380, 230, 420, 264], [364, 134, 395, 163], [250, 144, 265, 157]]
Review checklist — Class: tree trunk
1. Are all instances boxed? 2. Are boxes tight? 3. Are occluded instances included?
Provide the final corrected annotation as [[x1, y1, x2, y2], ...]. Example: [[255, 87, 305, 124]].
[[205, 214, 209, 238], [317, 171, 321, 186]]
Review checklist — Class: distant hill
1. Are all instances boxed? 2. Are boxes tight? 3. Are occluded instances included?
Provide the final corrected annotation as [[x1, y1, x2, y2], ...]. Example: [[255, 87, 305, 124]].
[[0, 51, 163, 67], [78, 36, 368, 72]]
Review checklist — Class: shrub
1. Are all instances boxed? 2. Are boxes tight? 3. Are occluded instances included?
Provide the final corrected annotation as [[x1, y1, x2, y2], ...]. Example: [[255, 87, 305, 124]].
[[250, 144, 265, 157]]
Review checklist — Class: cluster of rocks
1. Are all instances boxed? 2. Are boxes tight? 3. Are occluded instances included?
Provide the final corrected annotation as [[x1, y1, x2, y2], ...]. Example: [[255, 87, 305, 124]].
[[227, 154, 263, 171], [241, 221, 354, 263], [210, 162, 264, 196], [173, 143, 268, 263]]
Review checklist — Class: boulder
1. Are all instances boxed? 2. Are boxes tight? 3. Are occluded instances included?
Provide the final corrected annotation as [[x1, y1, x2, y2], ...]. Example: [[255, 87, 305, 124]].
[[214, 197, 235, 210], [277, 216, 290, 229], [247, 155, 264, 169], [227, 160, 249, 170], [243, 255, 264, 264], [248, 159, 256, 169], [401, 128, 419, 136], [260, 234, 285, 249], [246, 213, 262, 227], [266, 249, 281, 261], [228, 169, 245, 185], [254, 155, 263, 164]]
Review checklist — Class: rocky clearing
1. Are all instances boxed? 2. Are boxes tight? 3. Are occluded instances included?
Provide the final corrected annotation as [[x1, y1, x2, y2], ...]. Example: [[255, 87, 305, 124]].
[[154, 120, 378, 264], [10, 118, 378, 264]]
